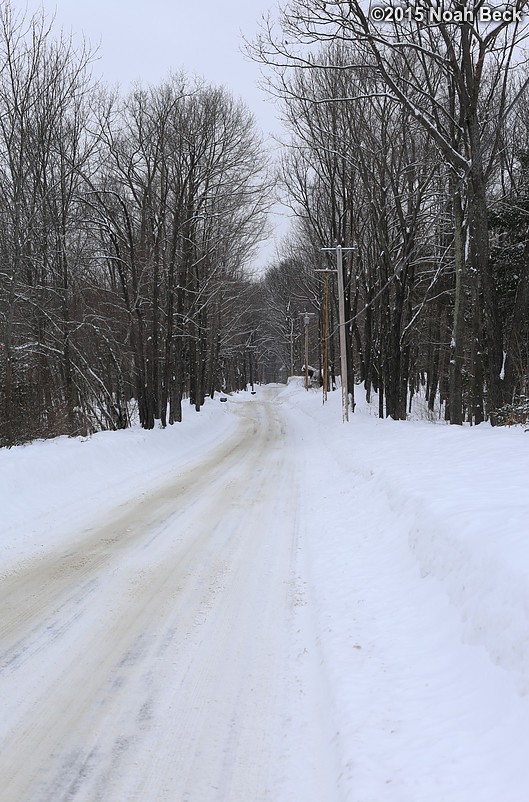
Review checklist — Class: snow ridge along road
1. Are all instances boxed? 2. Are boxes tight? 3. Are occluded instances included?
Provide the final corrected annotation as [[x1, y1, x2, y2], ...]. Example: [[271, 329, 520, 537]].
[[0, 391, 339, 802]]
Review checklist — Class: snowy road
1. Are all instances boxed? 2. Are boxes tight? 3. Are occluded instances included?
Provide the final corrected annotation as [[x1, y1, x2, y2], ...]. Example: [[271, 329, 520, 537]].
[[0, 392, 337, 802], [3, 385, 529, 801]]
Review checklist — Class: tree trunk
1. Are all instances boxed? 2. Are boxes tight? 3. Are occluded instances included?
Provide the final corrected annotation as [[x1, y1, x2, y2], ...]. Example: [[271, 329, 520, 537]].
[[449, 189, 466, 424]]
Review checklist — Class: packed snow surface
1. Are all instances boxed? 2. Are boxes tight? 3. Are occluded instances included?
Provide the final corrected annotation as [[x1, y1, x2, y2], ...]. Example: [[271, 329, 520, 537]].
[[1, 383, 529, 801]]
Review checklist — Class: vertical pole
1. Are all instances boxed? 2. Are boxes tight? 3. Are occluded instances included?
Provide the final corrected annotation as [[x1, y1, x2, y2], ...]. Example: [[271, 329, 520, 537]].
[[290, 319, 294, 377], [322, 271, 329, 404], [305, 322, 309, 390], [336, 245, 349, 422], [248, 344, 255, 391]]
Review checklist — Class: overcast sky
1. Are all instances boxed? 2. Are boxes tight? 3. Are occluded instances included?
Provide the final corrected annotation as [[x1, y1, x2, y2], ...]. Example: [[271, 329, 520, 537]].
[[21, 0, 289, 270]]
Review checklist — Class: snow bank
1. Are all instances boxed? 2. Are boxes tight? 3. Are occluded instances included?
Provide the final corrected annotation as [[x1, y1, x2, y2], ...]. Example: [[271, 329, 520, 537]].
[[0, 396, 238, 575], [276, 382, 529, 799], [278, 383, 529, 694], [286, 375, 305, 386]]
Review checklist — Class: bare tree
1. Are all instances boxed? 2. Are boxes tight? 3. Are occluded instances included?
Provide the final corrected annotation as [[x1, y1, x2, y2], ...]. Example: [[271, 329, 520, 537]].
[[252, 0, 529, 422], [85, 77, 270, 428], [0, 2, 96, 443]]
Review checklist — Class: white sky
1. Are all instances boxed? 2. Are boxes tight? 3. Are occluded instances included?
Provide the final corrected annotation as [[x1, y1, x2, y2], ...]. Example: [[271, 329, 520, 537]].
[[20, 0, 290, 270]]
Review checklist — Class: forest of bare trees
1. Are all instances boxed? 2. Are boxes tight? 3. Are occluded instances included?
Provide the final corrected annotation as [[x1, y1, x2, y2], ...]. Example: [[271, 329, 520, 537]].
[[3, 1, 529, 446], [0, 3, 271, 446], [253, 0, 529, 425]]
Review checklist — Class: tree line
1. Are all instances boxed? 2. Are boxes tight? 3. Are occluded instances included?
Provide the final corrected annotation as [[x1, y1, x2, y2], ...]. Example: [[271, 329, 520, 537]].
[[253, 0, 529, 424], [4, 1, 529, 446], [0, 3, 270, 446]]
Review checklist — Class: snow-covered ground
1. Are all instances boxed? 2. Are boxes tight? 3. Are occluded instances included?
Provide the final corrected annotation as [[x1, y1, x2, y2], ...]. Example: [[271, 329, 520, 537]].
[[0, 398, 239, 575], [1, 383, 529, 801]]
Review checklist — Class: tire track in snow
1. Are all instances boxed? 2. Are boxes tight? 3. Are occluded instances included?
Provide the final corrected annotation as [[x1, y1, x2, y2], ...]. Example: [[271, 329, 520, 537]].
[[0, 392, 341, 802], [0, 408, 258, 673]]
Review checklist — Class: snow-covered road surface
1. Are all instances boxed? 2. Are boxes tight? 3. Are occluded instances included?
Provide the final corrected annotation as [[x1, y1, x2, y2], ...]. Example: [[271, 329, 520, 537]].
[[0, 393, 337, 802], [2, 383, 529, 801]]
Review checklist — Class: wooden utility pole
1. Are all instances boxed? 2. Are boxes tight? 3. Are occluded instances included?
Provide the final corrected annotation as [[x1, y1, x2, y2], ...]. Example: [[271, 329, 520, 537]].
[[322, 271, 329, 403], [321, 244, 356, 422], [288, 316, 294, 377], [336, 245, 349, 420], [315, 269, 331, 404], [300, 311, 316, 390], [246, 337, 257, 392]]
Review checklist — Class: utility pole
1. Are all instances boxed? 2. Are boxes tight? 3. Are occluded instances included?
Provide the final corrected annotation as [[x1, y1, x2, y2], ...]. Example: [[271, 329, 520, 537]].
[[246, 334, 257, 393], [322, 269, 329, 403], [289, 317, 294, 377], [321, 244, 356, 422], [300, 311, 316, 390], [314, 268, 332, 404]]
